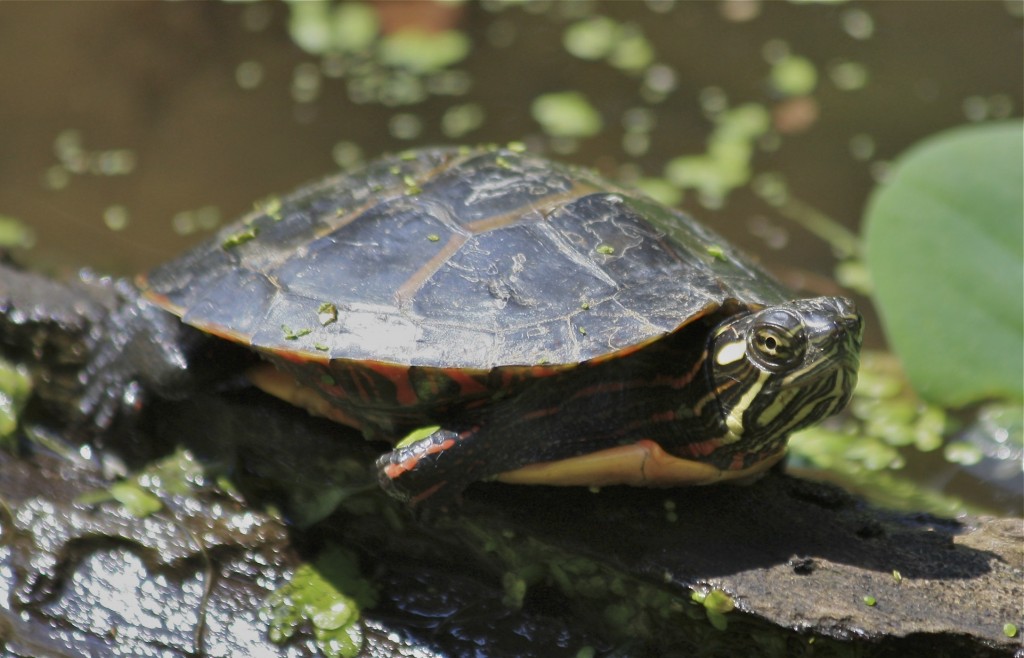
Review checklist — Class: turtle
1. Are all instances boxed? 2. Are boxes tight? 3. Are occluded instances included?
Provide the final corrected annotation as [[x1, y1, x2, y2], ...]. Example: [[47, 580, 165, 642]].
[[1, 145, 862, 506]]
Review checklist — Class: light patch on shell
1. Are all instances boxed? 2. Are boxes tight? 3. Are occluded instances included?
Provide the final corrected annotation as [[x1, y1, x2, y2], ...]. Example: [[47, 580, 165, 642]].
[[715, 340, 746, 366]]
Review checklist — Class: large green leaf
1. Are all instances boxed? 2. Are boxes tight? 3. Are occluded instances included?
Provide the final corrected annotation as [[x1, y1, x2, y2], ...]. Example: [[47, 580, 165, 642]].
[[864, 121, 1023, 406]]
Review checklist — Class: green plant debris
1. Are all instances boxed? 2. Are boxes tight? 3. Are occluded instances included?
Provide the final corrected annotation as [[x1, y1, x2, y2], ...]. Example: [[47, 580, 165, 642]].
[[633, 177, 682, 207], [390, 113, 423, 139], [864, 121, 1024, 406], [0, 358, 32, 446], [770, 54, 818, 96], [171, 206, 222, 236], [402, 175, 421, 195], [502, 571, 528, 608], [318, 302, 339, 326], [102, 205, 129, 231], [282, 325, 313, 340], [662, 499, 678, 523], [79, 450, 208, 517], [706, 245, 727, 261], [563, 15, 617, 60], [330, 2, 379, 54], [942, 441, 984, 466], [450, 515, 739, 645], [0, 215, 35, 249], [829, 60, 869, 91], [221, 225, 259, 249], [788, 351, 991, 517], [891, 570, 902, 583], [751, 173, 862, 259], [607, 26, 654, 73], [664, 103, 770, 204], [395, 425, 441, 449], [379, 30, 470, 74], [284, 1, 467, 107], [287, 1, 333, 55], [108, 481, 163, 517], [435, 511, 867, 654], [1004, 623, 1018, 638], [287, 1, 379, 55], [260, 196, 284, 220], [693, 588, 735, 631], [48, 129, 136, 181], [264, 545, 378, 658], [531, 91, 604, 139], [862, 595, 877, 607], [441, 102, 485, 138], [563, 16, 654, 72]]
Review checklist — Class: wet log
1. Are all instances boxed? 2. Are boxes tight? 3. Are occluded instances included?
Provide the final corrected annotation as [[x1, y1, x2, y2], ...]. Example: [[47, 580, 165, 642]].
[[0, 391, 1019, 657]]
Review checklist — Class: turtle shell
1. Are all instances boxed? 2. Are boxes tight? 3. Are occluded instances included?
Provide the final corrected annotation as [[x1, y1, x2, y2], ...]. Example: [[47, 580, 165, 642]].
[[141, 146, 789, 373]]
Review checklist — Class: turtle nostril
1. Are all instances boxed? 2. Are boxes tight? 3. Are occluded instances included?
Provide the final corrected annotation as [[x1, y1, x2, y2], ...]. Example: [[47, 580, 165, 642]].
[[847, 314, 865, 344], [828, 297, 863, 343], [832, 297, 856, 316]]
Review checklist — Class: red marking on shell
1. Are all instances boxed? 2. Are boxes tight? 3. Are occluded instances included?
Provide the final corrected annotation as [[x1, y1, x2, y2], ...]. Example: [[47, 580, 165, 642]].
[[585, 335, 658, 365], [138, 284, 186, 317], [263, 345, 330, 366], [441, 369, 491, 396], [501, 364, 570, 382], [363, 361, 419, 406]]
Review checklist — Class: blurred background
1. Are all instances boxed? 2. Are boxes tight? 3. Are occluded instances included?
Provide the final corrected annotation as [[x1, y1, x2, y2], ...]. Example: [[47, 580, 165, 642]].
[[0, 0, 1020, 515]]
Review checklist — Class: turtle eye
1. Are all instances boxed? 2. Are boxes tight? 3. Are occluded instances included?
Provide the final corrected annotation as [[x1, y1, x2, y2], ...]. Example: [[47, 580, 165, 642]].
[[747, 313, 806, 371]]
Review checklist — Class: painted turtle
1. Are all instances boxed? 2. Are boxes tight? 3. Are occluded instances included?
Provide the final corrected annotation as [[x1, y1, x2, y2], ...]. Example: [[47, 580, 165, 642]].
[[7, 146, 863, 506]]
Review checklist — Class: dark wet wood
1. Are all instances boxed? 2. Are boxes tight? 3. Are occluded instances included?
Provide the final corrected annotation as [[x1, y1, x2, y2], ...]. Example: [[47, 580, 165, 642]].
[[1, 392, 1019, 657]]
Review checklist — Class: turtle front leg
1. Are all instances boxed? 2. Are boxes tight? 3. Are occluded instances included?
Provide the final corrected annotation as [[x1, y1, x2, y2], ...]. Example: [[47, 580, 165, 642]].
[[377, 427, 485, 507]]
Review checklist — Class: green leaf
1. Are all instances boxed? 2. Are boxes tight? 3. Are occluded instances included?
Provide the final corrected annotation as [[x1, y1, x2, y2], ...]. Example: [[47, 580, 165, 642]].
[[0, 357, 31, 440], [0, 215, 35, 249], [109, 481, 163, 517], [864, 121, 1024, 406], [264, 545, 378, 658]]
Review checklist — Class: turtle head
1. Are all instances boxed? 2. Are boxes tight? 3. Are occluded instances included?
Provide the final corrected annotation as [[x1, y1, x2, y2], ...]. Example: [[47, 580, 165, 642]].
[[706, 296, 863, 467]]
